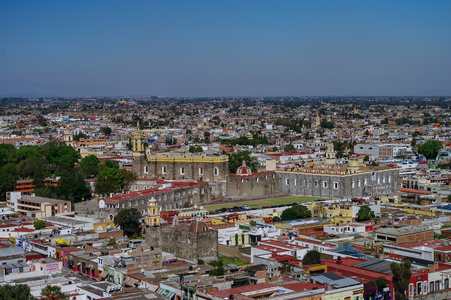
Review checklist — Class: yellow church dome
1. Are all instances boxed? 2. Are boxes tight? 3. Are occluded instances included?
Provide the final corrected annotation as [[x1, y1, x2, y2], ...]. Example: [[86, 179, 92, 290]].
[[348, 160, 361, 167]]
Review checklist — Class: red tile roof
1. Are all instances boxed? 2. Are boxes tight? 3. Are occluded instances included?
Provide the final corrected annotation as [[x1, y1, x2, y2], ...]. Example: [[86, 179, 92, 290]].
[[281, 282, 323, 291]]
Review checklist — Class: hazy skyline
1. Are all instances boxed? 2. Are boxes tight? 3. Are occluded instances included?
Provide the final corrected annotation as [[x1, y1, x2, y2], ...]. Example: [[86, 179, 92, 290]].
[[1, 1, 451, 97]]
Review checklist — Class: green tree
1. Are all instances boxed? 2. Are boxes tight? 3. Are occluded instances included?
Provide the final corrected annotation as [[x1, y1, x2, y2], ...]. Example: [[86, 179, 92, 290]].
[[320, 118, 334, 129], [390, 260, 412, 300], [418, 140, 442, 159], [18, 157, 49, 188], [79, 154, 100, 178], [208, 260, 225, 276], [114, 208, 141, 238], [189, 146, 203, 153], [375, 277, 387, 292], [284, 144, 295, 152], [280, 205, 312, 221], [33, 220, 46, 230], [40, 285, 68, 300], [73, 132, 88, 141], [302, 250, 321, 265], [0, 284, 35, 300], [120, 169, 138, 192], [100, 126, 112, 135], [357, 205, 375, 221], [95, 167, 125, 196], [58, 167, 91, 202], [34, 185, 60, 199], [228, 151, 258, 173], [39, 140, 80, 173], [0, 163, 18, 200], [0, 144, 16, 168]]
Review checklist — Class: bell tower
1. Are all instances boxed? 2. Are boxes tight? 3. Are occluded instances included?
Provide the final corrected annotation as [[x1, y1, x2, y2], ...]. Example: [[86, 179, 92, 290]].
[[133, 123, 145, 157], [325, 143, 336, 165], [145, 197, 160, 226]]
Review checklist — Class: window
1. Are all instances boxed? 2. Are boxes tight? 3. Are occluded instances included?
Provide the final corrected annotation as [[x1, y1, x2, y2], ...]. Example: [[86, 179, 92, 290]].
[[214, 167, 219, 176], [352, 181, 355, 188], [389, 176, 391, 183], [162, 166, 167, 175], [294, 179, 297, 186], [364, 179, 367, 186], [383, 177, 386, 183], [436, 281, 440, 291], [445, 278, 449, 289], [409, 284, 414, 296], [358, 180, 361, 187], [314, 180, 318, 187], [430, 282, 434, 293], [199, 167, 203, 175], [180, 167, 185, 175], [334, 182, 338, 189], [323, 181, 328, 188], [144, 166, 148, 173], [285, 178, 290, 185]]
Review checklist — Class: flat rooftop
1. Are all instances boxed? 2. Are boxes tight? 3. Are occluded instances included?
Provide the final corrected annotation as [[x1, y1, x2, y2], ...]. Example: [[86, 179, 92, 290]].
[[375, 226, 431, 237], [20, 195, 68, 204]]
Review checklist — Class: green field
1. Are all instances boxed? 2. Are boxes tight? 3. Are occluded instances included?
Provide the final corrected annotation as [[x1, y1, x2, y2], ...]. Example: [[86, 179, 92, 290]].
[[205, 196, 326, 212]]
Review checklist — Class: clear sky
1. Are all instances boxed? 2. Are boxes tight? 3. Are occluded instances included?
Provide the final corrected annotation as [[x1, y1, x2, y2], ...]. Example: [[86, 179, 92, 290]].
[[1, 1, 450, 97]]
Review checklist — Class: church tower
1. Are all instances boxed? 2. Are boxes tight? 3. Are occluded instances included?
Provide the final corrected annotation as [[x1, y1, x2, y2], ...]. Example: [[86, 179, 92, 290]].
[[132, 124, 147, 177], [132, 123, 145, 157], [145, 197, 160, 226], [325, 143, 336, 165], [315, 113, 321, 127]]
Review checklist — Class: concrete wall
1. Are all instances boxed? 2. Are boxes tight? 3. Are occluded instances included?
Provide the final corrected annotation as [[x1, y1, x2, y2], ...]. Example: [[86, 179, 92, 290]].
[[278, 168, 399, 198], [146, 226, 218, 262], [218, 244, 250, 263], [98, 183, 211, 219], [227, 172, 283, 200]]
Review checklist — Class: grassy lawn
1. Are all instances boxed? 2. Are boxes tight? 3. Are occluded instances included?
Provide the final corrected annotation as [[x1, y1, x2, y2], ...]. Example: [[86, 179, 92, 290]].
[[220, 256, 249, 266], [205, 196, 326, 212]]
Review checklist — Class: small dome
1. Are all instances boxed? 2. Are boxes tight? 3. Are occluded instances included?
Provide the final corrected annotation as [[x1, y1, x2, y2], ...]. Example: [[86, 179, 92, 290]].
[[348, 160, 361, 167], [189, 221, 209, 233], [236, 160, 252, 176]]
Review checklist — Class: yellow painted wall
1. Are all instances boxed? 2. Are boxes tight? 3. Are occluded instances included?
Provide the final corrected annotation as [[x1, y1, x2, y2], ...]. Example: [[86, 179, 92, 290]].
[[325, 287, 363, 300]]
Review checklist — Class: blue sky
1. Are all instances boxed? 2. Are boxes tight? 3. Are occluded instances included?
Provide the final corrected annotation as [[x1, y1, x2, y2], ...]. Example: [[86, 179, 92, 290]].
[[1, 1, 450, 97]]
